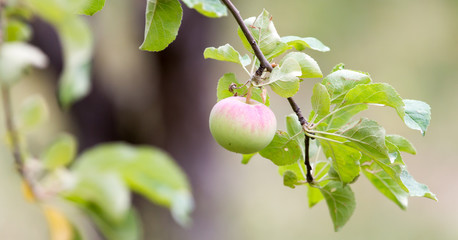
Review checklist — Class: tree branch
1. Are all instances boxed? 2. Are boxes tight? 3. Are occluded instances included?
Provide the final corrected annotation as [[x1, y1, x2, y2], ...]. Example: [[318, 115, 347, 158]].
[[0, 2, 35, 194], [304, 135, 313, 183], [1, 86, 24, 174], [221, 0, 313, 183], [0, 0, 23, 172], [287, 97, 307, 126]]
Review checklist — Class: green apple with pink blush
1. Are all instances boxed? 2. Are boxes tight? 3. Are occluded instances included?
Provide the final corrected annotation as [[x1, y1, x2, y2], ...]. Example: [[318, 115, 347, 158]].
[[209, 96, 277, 154]]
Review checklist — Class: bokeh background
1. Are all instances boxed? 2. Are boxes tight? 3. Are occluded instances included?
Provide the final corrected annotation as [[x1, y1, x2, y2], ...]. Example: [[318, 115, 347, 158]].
[[1, 0, 458, 239]]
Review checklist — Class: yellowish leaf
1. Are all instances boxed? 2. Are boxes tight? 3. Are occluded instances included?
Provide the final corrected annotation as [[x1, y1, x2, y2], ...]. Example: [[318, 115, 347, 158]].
[[21, 181, 36, 203], [43, 205, 73, 240]]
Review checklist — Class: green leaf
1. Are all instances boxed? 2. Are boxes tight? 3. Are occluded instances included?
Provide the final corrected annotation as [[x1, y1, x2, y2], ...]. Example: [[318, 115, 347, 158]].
[[67, 172, 131, 223], [57, 18, 93, 108], [267, 58, 302, 98], [282, 160, 307, 180], [168, 190, 194, 226], [4, 6, 33, 20], [320, 181, 356, 231], [283, 170, 298, 188], [5, 20, 32, 42], [322, 104, 368, 130], [385, 140, 404, 165], [308, 185, 324, 208], [361, 157, 409, 209], [72, 143, 194, 226], [264, 44, 291, 60], [241, 153, 256, 164], [279, 52, 322, 78], [311, 83, 331, 121], [331, 63, 345, 72], [386, 135, 416, 155], [259, 130, 302, 166], [328, 166, 342, 181], [322, 69, 371, 104], [403, 99, 431, 136], [286, 114, 305, 159], [341, 83, 405, 118], [340, 118, 389, 160], [269, 80, 300, 98], [26, 0, 94, 108], [313, 161, 331, 182], [181, 0, 227, 18], [320, 141, 361, 183], [42, 133, 77, 170], [0, 42, 48, 84], [281, 36, 330, 52], [18, 95, 49, 131], [85, 207, 141, 240], [279, 160, 307, 182], [71, 224, 83, 240], [204, 44, 251, 67], [140, 0, 183, 52], [367, 155, 408, 192], [400, 169, 437, 201], [237, 10, 289, 59], [26, 0, 85, 17], [216, 73, 238, 101], [216, 73, 270, 106], [77, 0, 106, 15]]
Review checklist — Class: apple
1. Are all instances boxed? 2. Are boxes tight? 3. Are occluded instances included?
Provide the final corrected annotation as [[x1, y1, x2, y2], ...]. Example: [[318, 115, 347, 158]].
[[209, 96, 277, 154]]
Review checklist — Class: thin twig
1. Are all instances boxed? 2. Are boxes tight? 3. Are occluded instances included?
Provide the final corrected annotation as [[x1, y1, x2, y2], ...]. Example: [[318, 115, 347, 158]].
[[0, 0, 23, 172], [0, 2, 35, 196], [305, 135, 313, 183], [287, 97, 308, 126], [1, 86, 24, 174], [221, 0, 313, 183]]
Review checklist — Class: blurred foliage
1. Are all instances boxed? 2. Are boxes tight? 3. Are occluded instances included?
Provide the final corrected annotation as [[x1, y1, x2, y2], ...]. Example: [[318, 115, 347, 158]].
[[0, 0, 457, 239], [1, 1, 195, 239]]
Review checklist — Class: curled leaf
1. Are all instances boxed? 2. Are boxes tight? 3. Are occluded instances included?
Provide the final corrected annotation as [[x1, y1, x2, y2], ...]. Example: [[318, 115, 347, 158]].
[[0, 42, 48, 84]]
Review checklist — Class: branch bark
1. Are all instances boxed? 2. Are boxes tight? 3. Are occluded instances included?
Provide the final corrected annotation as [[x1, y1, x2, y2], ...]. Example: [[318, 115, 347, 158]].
[[221, 0, 313, 183]]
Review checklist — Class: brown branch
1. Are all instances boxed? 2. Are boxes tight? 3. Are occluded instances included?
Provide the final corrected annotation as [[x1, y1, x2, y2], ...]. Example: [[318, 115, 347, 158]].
[[221, 0, 313, 183], [287, 97, 307, 126], [304, 135, 313, 183]]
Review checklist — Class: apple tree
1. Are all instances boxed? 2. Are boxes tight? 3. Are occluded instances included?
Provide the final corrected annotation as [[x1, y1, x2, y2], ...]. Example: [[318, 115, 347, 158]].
[[137, 0, 436, 232], [0, 0, 437, 239]]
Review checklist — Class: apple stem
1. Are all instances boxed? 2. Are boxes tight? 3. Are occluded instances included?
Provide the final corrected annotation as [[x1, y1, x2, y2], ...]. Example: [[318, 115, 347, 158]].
[[245, 85, 253, 104]]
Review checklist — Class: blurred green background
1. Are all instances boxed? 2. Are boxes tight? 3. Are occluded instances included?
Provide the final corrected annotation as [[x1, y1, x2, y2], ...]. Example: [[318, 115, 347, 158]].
[[1, 0, 457, 239]]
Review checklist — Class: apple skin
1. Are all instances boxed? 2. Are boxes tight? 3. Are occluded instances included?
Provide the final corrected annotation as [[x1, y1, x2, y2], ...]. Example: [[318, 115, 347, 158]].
[[209, 96, 277, 154]]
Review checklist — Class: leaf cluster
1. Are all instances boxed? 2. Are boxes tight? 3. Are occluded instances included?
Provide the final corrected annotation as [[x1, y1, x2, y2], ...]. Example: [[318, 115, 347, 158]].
[[1, 0, 437, 234], [6, 95, 193, 239], [1, 1, 199, 239], [203, 9, 436, 231]]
